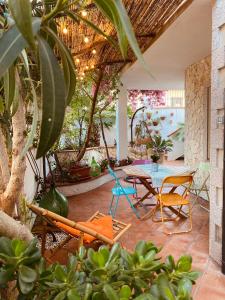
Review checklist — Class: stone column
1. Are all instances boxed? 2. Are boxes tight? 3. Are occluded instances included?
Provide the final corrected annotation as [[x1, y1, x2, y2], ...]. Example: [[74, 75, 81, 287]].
[[116, 84, 128, 161], [210, 0, 225, 265]]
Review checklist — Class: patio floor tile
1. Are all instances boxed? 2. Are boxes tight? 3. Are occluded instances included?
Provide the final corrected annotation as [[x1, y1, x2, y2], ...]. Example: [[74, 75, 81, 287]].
[[50, 179, 225, 298]]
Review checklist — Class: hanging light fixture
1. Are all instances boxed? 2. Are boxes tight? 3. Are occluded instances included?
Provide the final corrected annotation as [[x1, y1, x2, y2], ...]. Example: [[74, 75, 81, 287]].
[[92, 49, 97, 55], [85, 65, 89, 70], [63, 27, 68, 34], [75, 58, 80, 64], [84, 36, 89, 43]]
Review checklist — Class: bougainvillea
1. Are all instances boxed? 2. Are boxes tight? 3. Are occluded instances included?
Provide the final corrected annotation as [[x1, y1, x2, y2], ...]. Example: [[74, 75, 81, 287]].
[[128, 90, 166, 111]]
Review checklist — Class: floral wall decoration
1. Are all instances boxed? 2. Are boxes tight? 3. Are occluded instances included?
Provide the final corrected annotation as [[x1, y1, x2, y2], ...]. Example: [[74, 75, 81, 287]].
[[128, 90, 166, 111]]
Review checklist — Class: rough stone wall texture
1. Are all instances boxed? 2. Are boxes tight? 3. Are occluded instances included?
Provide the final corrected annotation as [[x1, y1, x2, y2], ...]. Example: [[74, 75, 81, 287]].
[[209, 0, 225, 265], [184, 56, 211, 172]]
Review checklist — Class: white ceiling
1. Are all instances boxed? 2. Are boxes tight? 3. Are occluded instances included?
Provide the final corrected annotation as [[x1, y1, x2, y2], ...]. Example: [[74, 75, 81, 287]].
[[122, 0, 212, 90]]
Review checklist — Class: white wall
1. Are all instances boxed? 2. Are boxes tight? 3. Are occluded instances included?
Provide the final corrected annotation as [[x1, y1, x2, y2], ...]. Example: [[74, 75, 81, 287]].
[[23, 151, 44, 202]]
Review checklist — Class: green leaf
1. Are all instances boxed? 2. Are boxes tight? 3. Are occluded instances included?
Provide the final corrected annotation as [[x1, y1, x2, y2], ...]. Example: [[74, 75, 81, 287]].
[[11, 239, 27, 256], [119, 285, 131, 298], [8, 0, 35, 47], [36, 34, 66, 158], [84, 283, 92, 300], [157, 274, 175, 300], [20, 52, 39, 157], [165, 255, 175, 272], [0, 237, 14, 256], [177, 256, 192, 272], [18, 276, 34, 294], [3, 64, 15, 111], [18, 265, 37, 283], [42, 26, 76, 105], [0, 267, 15, 285], [0, 18, 41, 78], [103, 284, 119, 300], [54, 265, 67, 282], [177, 278, 192, 297], [67, 288, 81, 300], [92, 292, 102, 300], [54, 290, 67, 300], [135, 240, 146, 256], [94, 0, 128, 58], [0, 96, 4, 113]]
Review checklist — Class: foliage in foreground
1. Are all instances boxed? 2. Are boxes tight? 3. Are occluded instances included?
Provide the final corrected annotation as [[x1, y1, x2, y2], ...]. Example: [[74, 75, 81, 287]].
[[0, 238, 200, 300]]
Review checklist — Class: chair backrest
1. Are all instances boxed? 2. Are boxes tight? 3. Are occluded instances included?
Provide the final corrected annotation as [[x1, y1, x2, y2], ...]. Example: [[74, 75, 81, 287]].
[[199, 162, 210, 172], [108, 166, 125, 191], [160, 175, 193, 195]]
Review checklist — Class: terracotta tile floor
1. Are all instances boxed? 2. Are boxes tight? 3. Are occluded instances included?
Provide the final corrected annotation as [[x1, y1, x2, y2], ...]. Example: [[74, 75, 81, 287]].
[[51, 170, 225, 299]]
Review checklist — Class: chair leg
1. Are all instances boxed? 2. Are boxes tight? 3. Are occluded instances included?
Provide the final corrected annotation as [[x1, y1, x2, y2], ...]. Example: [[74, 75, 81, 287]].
[[200, 188, 210, 212], [112, 196, 119, 217], [108, 195, 115, 215], [163, 203, 193, 235], [125, 195, 140, 219]]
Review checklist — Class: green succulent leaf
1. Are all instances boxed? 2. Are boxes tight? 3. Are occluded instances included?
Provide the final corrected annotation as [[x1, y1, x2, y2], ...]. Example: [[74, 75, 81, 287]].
[[67, 288, 81, 300], [103, 284, 119, 300], [177, 255, 192, 272], [18, 276, 34, 294], [0, 267, 15, 285], [119, 285, 132, 298], [0, 237, 14, 256], [54, 290, 67, 300], [8, 0, 35, 47], [0, 18, 41, 78], [54, 265, 67, 282], [36, 34, 66, 158], [177, 278, 192, 297], [84, 283, 92, 300], [18, 265, 37, 283]]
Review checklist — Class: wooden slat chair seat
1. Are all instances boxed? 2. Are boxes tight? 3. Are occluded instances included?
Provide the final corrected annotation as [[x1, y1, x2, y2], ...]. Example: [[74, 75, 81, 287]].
[[28, 204, 131, 256]]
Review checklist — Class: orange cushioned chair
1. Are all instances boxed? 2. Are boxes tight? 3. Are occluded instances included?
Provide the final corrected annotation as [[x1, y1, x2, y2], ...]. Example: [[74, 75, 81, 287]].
[[153, 175, 193, 235]]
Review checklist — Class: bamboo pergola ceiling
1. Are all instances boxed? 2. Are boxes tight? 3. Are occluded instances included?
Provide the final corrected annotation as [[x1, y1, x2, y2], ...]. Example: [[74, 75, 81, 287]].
[[59, 0, 192, 79]]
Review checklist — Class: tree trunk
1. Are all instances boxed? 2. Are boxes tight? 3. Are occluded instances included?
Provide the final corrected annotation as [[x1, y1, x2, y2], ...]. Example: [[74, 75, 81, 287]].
[[0, 83, 27, 216], [99, 113, 110, 163], [0, 211, 33, 241], [0, 126, 10, 190], [76, 69, 104, 162]]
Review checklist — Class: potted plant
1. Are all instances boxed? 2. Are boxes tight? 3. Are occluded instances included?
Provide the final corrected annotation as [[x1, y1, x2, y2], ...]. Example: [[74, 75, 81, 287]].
[[69, 160, 91, 181], [0, 238, 199, 299], [148, 135, 173, 163], [151, 154, 160, 171]]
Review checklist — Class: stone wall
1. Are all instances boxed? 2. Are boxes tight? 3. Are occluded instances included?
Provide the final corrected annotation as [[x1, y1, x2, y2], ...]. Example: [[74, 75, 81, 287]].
[[209, 0, 225, 265], [184, 56, 211, 172]]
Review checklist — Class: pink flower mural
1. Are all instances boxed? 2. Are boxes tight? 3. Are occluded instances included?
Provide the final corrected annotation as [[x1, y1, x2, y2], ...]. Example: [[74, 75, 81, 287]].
[[128, 90, 166, 111]]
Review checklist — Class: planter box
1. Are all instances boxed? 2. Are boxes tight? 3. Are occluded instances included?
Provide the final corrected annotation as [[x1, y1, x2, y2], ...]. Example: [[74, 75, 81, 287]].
[[69, 166, 91, 180]]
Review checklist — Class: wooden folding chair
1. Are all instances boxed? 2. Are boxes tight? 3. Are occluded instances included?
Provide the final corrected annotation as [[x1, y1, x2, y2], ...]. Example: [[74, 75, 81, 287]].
[[153, 175, 193, 235], [28, 204, 131, 257]]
